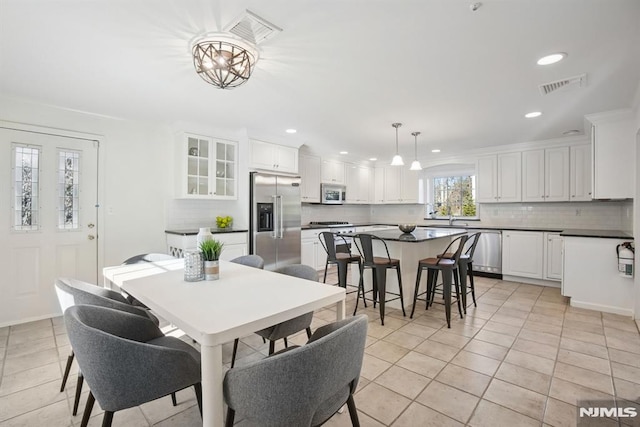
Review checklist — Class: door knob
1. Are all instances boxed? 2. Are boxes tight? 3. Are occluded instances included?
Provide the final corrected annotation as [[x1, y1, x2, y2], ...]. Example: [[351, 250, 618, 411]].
[[88, 235, 95, 240]]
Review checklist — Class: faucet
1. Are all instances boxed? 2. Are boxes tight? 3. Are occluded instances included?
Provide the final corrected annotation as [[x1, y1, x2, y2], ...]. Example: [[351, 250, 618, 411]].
[[448, 214, 455, 226]]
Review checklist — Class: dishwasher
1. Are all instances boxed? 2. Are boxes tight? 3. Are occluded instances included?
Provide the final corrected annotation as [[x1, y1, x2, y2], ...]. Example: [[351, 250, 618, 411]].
[[471, 229, 502, 278]]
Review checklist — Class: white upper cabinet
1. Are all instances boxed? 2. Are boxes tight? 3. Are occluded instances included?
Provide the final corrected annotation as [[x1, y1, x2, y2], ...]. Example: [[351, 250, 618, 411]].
[[477, 153, 521, 203], [374, 167, 385, 203], [250, 139, 298, 173], [175, 133, 238, 200], [586, 110, 635, 199], [522, 147, 569, 202], [379, 166, 419, 204], [300, 153, 321, 203], [321, 159, 346, 184], [570, 143, 592, 201], [345, 164, 372, 204]]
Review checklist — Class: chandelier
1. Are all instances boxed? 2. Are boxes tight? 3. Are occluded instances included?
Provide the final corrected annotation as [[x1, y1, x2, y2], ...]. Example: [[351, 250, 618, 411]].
[[192, 34, 258, 89]]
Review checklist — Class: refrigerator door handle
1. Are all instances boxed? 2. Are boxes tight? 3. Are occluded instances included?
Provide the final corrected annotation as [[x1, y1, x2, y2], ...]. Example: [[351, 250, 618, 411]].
[[271, 195, 278, 239], [278, 195, 284, 239]]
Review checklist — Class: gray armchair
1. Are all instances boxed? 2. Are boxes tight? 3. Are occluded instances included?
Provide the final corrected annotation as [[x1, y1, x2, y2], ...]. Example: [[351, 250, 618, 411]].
[[224, 315, 368, 427], [230, 264, 317, 367], [65, 304, 202, 427], [54, 277, 161, 416]]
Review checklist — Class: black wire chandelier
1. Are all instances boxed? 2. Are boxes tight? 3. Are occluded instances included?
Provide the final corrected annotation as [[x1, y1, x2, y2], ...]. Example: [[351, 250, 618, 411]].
[[192, 35, 258, 89]]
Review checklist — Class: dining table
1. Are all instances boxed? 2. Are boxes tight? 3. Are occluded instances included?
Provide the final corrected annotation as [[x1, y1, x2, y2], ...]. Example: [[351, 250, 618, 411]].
[[103, 258, 346, 427]]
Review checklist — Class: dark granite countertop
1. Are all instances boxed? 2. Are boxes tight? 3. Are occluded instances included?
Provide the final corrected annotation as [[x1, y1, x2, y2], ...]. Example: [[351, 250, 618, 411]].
[[344, 228, 467, 242], [559, 229, 633, 239], [165, 228, 248, 236]]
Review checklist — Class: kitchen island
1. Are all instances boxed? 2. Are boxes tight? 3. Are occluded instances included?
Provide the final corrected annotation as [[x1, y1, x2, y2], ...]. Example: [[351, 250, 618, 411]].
[[348, 227, 468, 310]]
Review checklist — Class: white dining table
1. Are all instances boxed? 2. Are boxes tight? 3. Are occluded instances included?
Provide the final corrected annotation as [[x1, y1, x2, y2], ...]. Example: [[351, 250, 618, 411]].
[[103, 259, 346, 427]]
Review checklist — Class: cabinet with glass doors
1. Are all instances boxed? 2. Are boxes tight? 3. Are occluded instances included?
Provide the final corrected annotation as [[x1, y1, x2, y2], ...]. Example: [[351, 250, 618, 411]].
[[176, 133, 238, 200]]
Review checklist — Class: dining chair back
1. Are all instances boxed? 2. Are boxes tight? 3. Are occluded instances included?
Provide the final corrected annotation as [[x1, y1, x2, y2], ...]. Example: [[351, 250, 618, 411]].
[[230, 254, 265, 269], [318, 231, 361, 289], [224, 315, 368, 427], [121, 253, 177, 265], [65, 305, 202, 427], [230, 264, 317, 368]]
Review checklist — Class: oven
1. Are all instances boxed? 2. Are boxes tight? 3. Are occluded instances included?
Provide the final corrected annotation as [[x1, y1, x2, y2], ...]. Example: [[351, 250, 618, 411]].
[[321, 184, 346, 204]]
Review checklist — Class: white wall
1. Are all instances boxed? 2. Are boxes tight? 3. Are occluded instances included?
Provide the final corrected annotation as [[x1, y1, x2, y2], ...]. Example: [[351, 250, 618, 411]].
[[0, 96, 174, 269]]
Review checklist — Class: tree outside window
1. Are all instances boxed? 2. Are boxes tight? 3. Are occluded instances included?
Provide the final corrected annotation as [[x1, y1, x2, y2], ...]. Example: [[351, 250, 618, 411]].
[[433, 175, 477, 217]]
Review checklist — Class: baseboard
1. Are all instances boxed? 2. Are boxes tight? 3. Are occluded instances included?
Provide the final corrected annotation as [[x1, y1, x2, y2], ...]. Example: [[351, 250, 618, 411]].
[[569, 299, 634, 318], [0, 311, 61, 328], [501, 275, 561, 288], [473, 271, 503, 280]]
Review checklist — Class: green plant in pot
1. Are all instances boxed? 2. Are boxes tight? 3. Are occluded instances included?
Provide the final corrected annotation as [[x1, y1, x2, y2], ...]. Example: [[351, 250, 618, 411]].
[[199, 239, 224, 280]]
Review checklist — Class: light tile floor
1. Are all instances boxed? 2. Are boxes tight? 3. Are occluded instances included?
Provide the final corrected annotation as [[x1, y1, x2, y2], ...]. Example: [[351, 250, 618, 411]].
[[1, 269, 640, 426]]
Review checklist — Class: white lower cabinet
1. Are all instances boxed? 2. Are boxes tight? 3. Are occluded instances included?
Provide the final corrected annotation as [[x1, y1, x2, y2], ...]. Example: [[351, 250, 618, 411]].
[[502, 231, 544, 279], [301, 229, 329, 271], [165, 232, 248, 261], [502, 230, 562, 283], [544, 233, 563, 281]]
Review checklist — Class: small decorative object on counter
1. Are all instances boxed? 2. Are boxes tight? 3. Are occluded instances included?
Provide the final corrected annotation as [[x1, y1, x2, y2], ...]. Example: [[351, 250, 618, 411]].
[[398, 224, 416, 233], [184, 249, 204, 282], [197, 227, 214, 246], [200, 239, 224, 280], [216, 215, 233, 229]]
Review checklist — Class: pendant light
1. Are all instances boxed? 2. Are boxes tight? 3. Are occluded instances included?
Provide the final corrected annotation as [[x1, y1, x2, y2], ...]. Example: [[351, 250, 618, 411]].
[[410, 131, 422, 171], [390, 123, 404, 166]]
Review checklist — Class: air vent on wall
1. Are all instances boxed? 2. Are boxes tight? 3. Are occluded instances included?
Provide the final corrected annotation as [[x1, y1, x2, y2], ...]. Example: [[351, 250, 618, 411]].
[[539, 73, 587, 95], [224, 10, 282, 45]]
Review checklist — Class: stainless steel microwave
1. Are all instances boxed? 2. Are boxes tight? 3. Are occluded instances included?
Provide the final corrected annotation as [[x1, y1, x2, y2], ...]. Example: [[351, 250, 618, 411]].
[[321, 183, 346, 204]]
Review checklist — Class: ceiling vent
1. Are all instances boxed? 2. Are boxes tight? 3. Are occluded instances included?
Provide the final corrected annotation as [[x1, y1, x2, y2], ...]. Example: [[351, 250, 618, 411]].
[[224, 10, 282, 45], [539, 73, 587, 95]]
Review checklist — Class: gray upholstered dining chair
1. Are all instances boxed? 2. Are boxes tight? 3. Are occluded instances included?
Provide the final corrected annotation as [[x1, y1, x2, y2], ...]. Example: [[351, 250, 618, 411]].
[[54, 277, 162, 416], [224, 315, 368, 427], [230, 254, 265, 269], [65, 304, 202, 427], [230, 263, 317, 368]]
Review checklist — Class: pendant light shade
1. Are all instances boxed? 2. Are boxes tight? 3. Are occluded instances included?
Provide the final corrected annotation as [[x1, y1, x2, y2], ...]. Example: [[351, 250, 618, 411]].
[[410, 131, 422, 171], [390, 123, 404, 166]]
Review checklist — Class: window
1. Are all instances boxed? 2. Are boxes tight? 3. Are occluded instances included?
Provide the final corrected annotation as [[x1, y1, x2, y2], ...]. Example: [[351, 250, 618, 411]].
[[58, 150, 81, 229], [12, 145, 40, 231], [431, 175, 477, 217]]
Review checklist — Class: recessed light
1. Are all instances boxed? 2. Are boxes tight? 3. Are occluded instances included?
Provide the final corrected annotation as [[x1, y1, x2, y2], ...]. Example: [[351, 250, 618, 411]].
[[537, 53, 567, 65], [369, 157, 377, 161], [562, 129, 581, 136], [431, 149, 441, 153], [339, 151, 348, 155], [525, 111, 542, 118], [285, 129, 297, 134]]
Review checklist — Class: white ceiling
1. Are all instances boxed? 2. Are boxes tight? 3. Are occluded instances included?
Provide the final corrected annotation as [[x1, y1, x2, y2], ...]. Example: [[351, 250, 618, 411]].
[[1, 0, 640, 163]]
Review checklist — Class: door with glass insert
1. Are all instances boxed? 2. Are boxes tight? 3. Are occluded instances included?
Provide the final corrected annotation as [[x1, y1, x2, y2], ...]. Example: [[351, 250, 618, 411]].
[[0, 128, 98, 325]]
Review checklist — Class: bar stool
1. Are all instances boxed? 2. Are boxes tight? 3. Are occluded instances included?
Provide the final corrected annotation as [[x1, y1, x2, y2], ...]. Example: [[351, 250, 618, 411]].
[[411, 234, 468, 328], [437, 232, 481, 313], [318, 231, 362, 296], [353, 234, 406, 325]]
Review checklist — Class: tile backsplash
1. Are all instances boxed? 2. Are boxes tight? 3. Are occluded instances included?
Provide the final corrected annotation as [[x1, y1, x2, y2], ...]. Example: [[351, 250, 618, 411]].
[[304, 200, 633, 232]]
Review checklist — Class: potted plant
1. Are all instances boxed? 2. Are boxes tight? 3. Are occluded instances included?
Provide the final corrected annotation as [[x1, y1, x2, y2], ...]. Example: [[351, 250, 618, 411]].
[[199, 239, 224, 280]]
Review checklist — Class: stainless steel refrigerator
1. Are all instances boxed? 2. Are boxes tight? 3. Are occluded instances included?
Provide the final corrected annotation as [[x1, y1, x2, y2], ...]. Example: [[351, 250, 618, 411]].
[[249, 172, 302, 271]]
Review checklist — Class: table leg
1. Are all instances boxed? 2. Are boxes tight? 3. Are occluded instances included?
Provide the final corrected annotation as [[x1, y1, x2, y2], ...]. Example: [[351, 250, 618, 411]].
[[201, 344, 223, 427], [336, 298, 346, 321]]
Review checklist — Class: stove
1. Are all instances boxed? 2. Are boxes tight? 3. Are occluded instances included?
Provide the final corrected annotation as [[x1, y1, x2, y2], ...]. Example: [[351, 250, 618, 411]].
[[308, 221, 354, 228]]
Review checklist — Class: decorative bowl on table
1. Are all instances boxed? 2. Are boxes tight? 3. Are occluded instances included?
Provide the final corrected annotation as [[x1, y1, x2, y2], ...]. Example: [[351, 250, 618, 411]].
[[398, 224, 416, 233]]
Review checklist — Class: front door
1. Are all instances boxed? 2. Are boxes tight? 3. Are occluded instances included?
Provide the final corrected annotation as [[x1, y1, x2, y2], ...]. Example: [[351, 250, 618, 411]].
[[0, 128, 98, 326]]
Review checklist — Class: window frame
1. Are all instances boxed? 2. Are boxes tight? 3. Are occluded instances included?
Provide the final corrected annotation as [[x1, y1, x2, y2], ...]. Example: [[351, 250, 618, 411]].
[[425, 169, 479, 220]]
